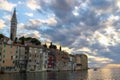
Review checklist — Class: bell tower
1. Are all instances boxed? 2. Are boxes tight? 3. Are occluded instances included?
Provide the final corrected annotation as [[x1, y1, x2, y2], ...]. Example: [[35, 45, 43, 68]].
[[10, 9, 17, 41]]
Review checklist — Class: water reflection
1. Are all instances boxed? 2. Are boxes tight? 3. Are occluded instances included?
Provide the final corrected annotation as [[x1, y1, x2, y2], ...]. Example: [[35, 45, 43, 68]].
[[0, 71, 88, 80], [0, 69, 120, 80]]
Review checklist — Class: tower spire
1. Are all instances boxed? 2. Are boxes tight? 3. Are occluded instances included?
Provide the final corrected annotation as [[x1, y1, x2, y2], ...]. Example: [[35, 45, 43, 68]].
[[10, 8, 17, 41], [11, 8, 17, 22]]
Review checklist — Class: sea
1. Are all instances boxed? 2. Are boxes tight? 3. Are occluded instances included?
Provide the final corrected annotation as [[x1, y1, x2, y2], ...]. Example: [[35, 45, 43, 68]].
[[0, 68, 120, 80]]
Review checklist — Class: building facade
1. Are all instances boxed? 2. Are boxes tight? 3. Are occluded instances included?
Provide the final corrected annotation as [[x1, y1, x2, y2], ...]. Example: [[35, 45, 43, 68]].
[[0, 43, 19, 72], [0, 9, 88, 73]]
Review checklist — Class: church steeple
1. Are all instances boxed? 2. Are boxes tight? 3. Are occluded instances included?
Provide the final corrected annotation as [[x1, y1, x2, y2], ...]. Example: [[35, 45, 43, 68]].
[[11, 8, 17, 22], [10, 8, 17, 41]]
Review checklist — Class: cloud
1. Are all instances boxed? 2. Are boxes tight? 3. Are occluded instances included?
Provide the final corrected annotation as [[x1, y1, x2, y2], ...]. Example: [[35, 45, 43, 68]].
[[18, 23, 25, 29], [90, 0, 114, 9], [88, 54, 113, 64], [18, 30, 41, 39], [13, 0, 120, 66], [26, 0, 41, 10], [25, 16, 57, 30], [0, 19, 6, 29], [25, 13, 33, 17], [0, 0, 16, 11], [17, 1, 23, 5], [3, 15, 11, 21]]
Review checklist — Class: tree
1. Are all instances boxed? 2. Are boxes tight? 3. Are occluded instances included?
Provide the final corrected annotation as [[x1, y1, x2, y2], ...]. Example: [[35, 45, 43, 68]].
[[31, 38, 41, 45], [15, 37, 17, 43], [10, 33, 13, 40], [19, 36, 25, 45], [19, 36, 41, 45], [43, 43, 47, 48], [0, 34, 4, 39], [59, 46, 62, 51], [49, 42, 57, 49], [49, 42, 53, 48]]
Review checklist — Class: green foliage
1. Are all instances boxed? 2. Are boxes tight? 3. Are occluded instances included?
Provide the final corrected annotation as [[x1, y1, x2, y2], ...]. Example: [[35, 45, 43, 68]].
[[49, 42, 57, 49], [59, 46, 62, 51], [0, 34, 4, 39], [31, 38, 41, 45], [19, 36, 41, 45], [10, 33, 13, 40], [43, 43, 47, 48], [19, 36, 25, 45], [15, 37, 17, 43]]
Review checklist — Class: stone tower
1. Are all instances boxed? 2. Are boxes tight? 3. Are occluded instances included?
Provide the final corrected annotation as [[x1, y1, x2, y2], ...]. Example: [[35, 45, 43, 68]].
[[10, 9, 17, 41]]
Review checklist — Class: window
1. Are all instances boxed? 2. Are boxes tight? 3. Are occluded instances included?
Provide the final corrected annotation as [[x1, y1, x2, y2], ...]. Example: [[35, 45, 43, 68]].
[[16, 50, 18, 53], [29, 60, 31, 62], [16, 56, 18, 58], [44, 64, 46, 68], [11, 56, 13, 60], [3, 60, 5, 63]]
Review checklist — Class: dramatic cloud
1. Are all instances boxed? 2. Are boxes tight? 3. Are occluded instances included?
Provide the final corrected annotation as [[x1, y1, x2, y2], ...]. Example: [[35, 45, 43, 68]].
[[0, 0, 16, 11], [25, 16, 57, 30], [1, 0, 120, 67], [27, 0, 120, 66]]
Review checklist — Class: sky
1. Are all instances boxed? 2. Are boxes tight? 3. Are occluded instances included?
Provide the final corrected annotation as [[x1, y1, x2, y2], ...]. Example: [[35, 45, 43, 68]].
[[0, 0, 120, 67]]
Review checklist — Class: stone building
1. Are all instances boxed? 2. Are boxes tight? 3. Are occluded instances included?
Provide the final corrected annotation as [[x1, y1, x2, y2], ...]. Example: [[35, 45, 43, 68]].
[[47, 49, 56, 71], [56, 51, 69, 71], [68, 55, 76, 70], [79, 54, 88, 70], [0, 43, 19, 72], [75, 54, 88, 70]]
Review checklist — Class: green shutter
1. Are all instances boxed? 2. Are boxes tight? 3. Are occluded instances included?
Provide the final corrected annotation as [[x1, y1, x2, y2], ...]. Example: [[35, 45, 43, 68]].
[[3, 50, 5, 53], [4, 44, 6, 47]]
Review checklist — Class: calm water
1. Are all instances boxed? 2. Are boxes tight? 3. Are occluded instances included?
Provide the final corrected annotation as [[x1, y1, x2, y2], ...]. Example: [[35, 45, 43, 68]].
[[0, 68, 120, 80]]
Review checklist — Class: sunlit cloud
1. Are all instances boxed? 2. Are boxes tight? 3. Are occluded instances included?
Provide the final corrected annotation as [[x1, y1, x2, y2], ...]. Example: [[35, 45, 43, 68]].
[[0, 0, 16, 11], [27, 0, 41, 10], [3, 15, 11, 21], [25, 13, 33, 17]]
